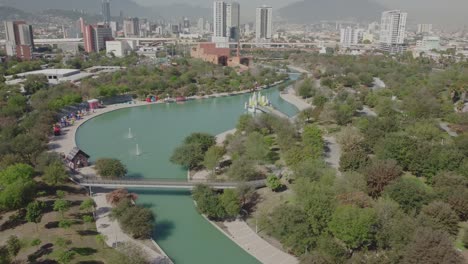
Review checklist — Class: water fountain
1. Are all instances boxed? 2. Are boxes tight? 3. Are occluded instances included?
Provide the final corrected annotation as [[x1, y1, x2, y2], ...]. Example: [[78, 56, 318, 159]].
[[136, 143, 141, 156], [128, 128, 133, 139]]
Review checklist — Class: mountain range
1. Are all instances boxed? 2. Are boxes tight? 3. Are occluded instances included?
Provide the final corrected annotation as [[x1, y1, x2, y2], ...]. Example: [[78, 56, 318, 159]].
[[0, 0, 210, 21], [1, 0, 467, 30], [278, 0, 384, 23]]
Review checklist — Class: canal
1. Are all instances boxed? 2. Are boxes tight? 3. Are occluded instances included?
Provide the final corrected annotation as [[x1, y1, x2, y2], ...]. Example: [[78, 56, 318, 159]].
[[76, 77, 299, 263]]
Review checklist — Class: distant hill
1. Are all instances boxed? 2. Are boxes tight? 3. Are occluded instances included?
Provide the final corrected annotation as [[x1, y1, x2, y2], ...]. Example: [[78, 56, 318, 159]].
[[0, 0, 210, 21], [0, 0, 147, 17], [0, 5, 32, 20], [278, 0, 385, 23]]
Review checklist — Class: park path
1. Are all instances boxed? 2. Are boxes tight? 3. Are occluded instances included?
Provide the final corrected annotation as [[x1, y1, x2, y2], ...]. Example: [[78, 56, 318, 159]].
[[222, 220, 299, 264], [439, 121, 458, 137]]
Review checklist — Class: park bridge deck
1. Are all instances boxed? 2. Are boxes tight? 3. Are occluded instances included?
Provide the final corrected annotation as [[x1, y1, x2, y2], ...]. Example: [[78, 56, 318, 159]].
[[78, 178, 266, 190]]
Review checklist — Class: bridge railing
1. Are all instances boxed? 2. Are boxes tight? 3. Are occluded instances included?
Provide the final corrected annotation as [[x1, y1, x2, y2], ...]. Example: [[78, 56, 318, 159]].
[[78, 178, 266, 188]]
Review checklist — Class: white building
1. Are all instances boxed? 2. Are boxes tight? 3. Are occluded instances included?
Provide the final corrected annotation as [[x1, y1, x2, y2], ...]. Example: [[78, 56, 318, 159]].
[[5, 69, 93, 85], [340, 27, 364, 47], [416, 36, 441, 51], [213, 1, 240, 46], [379, 10, 407, 53], [213, 1, 226, 38], [255, 5, 273, 42], [197, 18, 205, 32], [417, 24, 432, 34], [106, 40, 136, 57], [109, 21, 118, 37]]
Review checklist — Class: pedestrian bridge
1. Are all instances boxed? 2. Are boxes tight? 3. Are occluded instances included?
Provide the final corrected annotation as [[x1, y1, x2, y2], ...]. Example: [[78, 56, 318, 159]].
[[78, 178, 266, 190]]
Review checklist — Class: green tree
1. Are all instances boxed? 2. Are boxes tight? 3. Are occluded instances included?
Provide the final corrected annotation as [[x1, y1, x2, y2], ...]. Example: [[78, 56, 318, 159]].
[[6, 235, 21, 257], [0, 164, 36, 210], [0, 246, 11, 264], [418, 201, 459, 236], [192, 185, 225, 219], [383, 177, 432, 214], [183, 132, 216, 152], [236, 114, 254, 132], [203, 145, 225, 173], [227, 157, 257, 181], [266, 175, 282, 191], [26, 201, 44, 230], [339, 148, 369, 172], [119, 206, 155, 239], [245, 132, 270, 162], [23, 74, 48, 94], [220, 189, 240, 218], [43, 162, 68, 186], [261, 204, 313, 255], [373, 197, 416, 251], [301, 125, 323, 159], [0, 163, 35, 184], [295, 179, 336, 236], [95, 158, 127, 178], [401, 228, 464, 264], [328, 205, 377, 249], [432, 172, 468, 221], [79, 198, 94, 213], [170, 143, 205, 169], [53, 199, 71, 218], [56, 250, 75, 264], [297, 78, 315, 98]]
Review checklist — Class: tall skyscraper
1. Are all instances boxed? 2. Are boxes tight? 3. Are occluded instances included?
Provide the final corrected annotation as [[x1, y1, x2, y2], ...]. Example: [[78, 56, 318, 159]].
[[123, 17, 139, 37], [4, 21, 34, 60], [84, 24, 113, 53], [213, 1, 240, 47], [379, 10, 407, 53], [340, 27, 364, 47], [255, 5, 272, 42], [226, 2, 240, 42], [102, 0, 111, 24], [197, 18, 205, 32], [213, 1, 227, 38]]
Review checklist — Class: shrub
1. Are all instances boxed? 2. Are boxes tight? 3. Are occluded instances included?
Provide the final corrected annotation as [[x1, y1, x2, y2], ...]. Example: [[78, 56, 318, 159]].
[[266, 175, 283, 191], [95, 158, 127, 178]]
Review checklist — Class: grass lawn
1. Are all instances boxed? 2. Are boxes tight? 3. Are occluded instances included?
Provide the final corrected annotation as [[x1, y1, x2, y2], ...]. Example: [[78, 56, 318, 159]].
[[0, 183, 122, 263]]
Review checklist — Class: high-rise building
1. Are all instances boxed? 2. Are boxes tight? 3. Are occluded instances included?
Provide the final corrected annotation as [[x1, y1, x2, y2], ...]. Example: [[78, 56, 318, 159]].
[[4, 21, 34, 60], [101, 0, 111, 24], [417, 24, 432, 34], [182, 17, 190, 33], [109, 21, 118, 37], [226, 2, 240, 42], [379, 10, 407, 53], [123, 17, 139, 37], [197, 18, 204, 32], [255, 5, 272, 42], [213, 1, 240, 46], [84, 24, 113, 53], [213, 1, 227, 38], [340, 27, 364, 47]]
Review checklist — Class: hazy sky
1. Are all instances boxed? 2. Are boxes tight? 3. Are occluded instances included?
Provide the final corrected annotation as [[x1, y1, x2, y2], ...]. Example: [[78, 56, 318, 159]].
[[134, 0, 468, 29]]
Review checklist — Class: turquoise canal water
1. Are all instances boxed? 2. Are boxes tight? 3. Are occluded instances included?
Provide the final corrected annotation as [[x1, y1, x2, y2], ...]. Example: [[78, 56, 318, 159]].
[[76, 78, 299, 264]]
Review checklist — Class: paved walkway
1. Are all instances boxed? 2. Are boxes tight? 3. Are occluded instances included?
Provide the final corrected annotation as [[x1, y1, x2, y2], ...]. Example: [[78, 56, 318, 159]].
[[223, 220, 298, 264], [324, 135, 341, 173], [93, 193, 169, 264], [439, 121, 458, 137], [279, 86, 313, 111]]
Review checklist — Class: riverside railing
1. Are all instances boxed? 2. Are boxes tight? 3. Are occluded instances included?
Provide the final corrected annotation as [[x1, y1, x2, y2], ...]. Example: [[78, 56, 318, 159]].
[[78, 178, 266, 189]]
